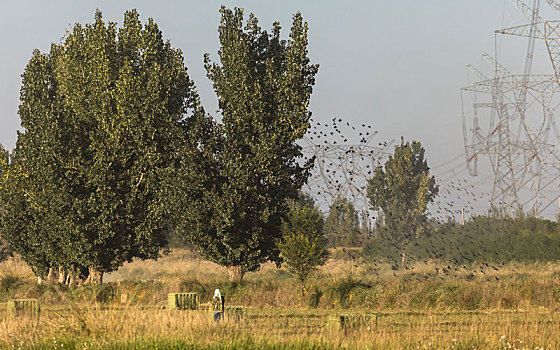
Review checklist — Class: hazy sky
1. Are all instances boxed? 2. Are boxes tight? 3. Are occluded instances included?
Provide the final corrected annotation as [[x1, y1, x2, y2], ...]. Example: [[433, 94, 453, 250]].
[[1, 0, 558, 215]]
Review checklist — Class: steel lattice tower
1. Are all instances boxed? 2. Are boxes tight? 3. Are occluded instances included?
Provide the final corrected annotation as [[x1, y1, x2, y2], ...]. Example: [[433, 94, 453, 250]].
[[462, 0, 560, 216], [301, 118, 393, 221]]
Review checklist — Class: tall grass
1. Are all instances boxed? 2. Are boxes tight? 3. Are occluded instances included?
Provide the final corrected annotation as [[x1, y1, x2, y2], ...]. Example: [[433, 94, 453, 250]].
[[2, 304, 559, 349], [1, 249, 560, 348], [2, 249, 560, 310]]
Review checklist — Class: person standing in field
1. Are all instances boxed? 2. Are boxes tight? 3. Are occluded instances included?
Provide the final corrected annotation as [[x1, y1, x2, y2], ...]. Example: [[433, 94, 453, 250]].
[[212, 289, 225, 322]]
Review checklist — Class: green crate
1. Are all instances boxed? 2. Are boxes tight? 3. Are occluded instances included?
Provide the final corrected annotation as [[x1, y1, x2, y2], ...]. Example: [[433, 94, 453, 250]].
[[168, 293, 198, 310], [225, 306, 245, 322], [7, 299, 40, 316]]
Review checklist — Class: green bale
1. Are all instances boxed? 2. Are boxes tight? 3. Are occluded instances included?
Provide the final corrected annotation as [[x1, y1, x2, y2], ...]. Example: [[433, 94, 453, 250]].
[[7, 299, 40, 316], [328, 314, 377, 332], [225, 306, 245, 322], [168, 293, 198, 310]]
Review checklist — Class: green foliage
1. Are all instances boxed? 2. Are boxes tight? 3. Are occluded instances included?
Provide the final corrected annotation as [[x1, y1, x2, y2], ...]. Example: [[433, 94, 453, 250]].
[[173, 7, 318, 276], [367, 139, 438, 251], [0, 274, 22, 293], [364, 214, 560, 265], [325, 276, 372, 309], [277, 204, 329, 291], [0, 240, 11, 262], [0, 146, 13, 262], [324, 197, 364, 247], [308, 285, 323, 308], [0, 10, 200, 278]]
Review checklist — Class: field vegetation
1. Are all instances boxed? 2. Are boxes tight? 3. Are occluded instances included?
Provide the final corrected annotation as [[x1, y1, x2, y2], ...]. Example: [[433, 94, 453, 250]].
[[1, 248, 560, 349], [365, 214, 560, 266], [1, 5, 559, 350]]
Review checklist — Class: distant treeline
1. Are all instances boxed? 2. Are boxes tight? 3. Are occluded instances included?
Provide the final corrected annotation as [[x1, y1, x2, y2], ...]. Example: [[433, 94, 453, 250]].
[[364, 214, 560, 265]]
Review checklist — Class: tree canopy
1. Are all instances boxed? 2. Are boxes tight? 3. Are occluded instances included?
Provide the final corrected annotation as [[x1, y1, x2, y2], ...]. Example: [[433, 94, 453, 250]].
[[366, 139, 438, 263], [172, 7, 318, 281], [324, 196, 363, 247], [0, 10, 200, 283]]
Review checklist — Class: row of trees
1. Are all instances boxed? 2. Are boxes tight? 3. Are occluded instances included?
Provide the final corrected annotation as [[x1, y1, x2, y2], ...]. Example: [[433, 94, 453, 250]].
[[0, 7, 318, 283], [363, 213, 560, 265], [0, 7, 441, 286]]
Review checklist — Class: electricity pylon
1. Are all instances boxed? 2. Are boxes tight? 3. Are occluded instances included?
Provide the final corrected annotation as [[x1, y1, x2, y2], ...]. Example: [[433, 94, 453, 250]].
[[462, 0, 560, 217], [301, 119, 393, 221]]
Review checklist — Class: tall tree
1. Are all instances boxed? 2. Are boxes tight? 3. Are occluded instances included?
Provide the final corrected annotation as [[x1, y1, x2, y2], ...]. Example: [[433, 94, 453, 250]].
[[0, 144, 51, 277], [0, 146, 14, 263], [366, 138, 438, 266], [324, 196, 362, 247], [0, 10, 200, 283], [173, 7, 318, 282]]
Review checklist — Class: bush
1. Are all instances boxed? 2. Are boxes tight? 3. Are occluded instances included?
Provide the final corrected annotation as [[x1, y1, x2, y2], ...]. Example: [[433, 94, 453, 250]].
[[308, 286, 323, 308], [179, 278, 209, 300], [326, 276, 371, 309], [277, 205, 329, 295], [0, 273, 22, 293]]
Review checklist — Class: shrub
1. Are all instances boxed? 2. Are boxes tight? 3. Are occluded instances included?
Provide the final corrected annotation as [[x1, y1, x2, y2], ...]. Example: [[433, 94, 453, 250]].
[[326, 276, 371, 308], [277, 205, 329, 296], [0, 273, 21, 293]]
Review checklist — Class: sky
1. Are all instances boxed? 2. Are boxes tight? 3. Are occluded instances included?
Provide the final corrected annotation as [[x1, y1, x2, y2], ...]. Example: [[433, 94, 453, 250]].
[[1, 0, 559, 217]]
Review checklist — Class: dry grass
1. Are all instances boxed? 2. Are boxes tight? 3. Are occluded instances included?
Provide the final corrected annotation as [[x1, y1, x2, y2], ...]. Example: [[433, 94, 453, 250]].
[[0, 256, 34, 280], [1, 304, 559, 349], [1, 250, 560, 348], [105, 248, 229, 282]]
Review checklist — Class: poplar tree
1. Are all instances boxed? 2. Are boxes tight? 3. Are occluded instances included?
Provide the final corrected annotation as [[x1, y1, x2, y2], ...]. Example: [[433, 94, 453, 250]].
[[173, 7, 318, 281], [366, 139, 438, 266], [0, 10, 200, 283]]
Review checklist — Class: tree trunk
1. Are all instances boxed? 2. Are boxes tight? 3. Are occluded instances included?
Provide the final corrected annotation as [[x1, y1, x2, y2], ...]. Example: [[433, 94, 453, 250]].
[[57, 266, 67, 284], [85, 267, 103, 284], [400, 251, 407, 269], [67, 270, 76, 287], [227, 266, 244, 282], [47, 267, 55, 282]]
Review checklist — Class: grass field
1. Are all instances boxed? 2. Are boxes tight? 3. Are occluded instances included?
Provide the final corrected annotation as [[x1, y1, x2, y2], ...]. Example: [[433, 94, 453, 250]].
[[1, 249, 559, 349]]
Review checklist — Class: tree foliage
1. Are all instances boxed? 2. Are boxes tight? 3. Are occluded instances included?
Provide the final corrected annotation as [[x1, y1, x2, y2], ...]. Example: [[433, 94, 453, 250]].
[[277, 203, 328, 294], [324, 196, 363, 247], [363, 214, 560, 266], [0, 146, 13, 262], [172, 7, 318, 281], [367, 139, 438, 252], [0, 10, 199, 282]]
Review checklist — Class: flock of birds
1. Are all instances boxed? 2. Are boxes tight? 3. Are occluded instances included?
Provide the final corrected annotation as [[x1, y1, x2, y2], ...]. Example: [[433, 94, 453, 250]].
[[302, 117, 393, 218], [299, 117, 531, 280], [302, 117, 493, 224]]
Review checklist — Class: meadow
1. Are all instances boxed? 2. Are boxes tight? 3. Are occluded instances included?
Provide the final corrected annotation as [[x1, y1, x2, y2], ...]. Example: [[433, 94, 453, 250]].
[[0, 248, 559, 349]]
